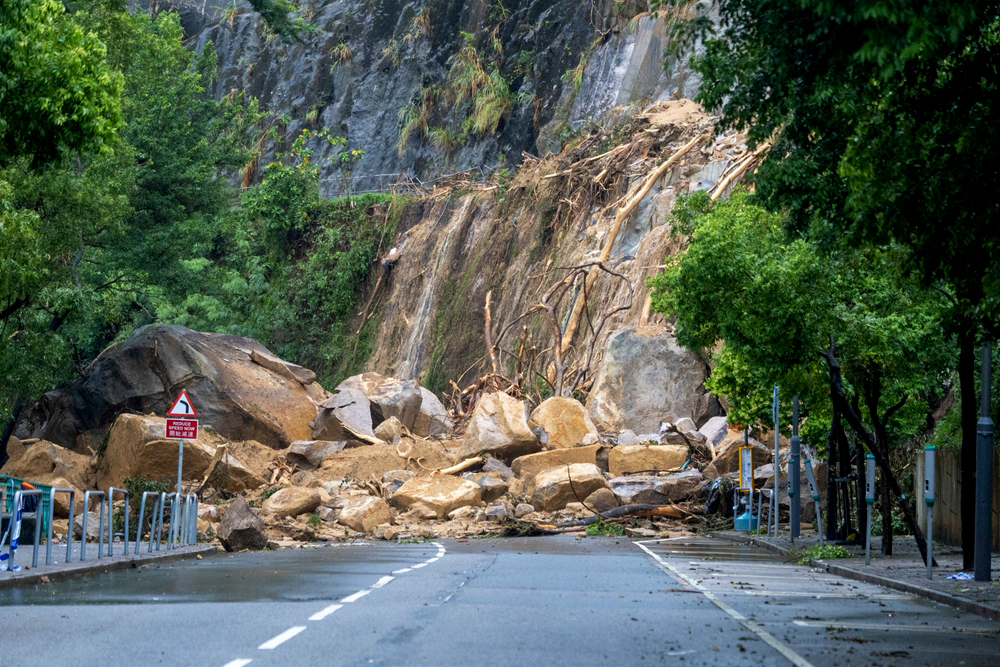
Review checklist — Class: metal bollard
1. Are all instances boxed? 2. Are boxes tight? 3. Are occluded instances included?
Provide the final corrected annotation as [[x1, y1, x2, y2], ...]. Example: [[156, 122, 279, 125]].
[[4, 490, 43, 571], [864, 455, 875, 566], [46, 488, 75, 565], [185, 494, 199, 544], [81, 491, 106, 561], [107, 487, 129, 556], [135, 492, 161, 555], [924, 446, 936, 580], [154, 492, 168, 551]]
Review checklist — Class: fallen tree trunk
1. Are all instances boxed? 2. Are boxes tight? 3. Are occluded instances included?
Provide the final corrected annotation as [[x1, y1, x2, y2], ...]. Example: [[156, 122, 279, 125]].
[[555, 503, 688, 528]]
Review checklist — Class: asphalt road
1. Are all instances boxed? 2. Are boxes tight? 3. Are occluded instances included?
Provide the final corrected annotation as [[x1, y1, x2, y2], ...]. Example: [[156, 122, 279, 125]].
[[0, 535, 996, 667]]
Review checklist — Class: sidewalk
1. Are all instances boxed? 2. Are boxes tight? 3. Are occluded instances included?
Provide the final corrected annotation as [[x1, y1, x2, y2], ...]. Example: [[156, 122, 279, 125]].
[[714, 530, 1000, 622], [0, 540, 218, 590]]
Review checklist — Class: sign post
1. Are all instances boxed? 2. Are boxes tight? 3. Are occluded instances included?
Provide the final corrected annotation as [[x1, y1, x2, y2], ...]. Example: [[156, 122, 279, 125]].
[[166, 389, 199, 496], [734, 430, 757, 532], [865, 455, 876, 566], [789, 397, 800, 542], [772, 385, 780, 537]]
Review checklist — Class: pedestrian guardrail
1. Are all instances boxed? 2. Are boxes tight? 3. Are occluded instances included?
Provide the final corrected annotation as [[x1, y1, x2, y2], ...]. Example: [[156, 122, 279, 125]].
[[0, 482, 199, 572]]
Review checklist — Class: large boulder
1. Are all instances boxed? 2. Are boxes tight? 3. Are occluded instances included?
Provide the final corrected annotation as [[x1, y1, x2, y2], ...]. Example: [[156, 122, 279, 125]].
[[0, 439, 95, 495], [315, 440, 452, 483], [698, 416, 729, 448], [607, 476, 670, 505], [455, 392, 540, 462], [510, 445, 602, 481], [97, 414, 262, 492], [461, 472, 509, 503], [608, 444, 688, 477], [526, 463, 608, 511], [586, 328, 723, 435], [338, 373, 423, 431], [528, 397, 601, 450], [414, 388, 452, 437], [338, 496, 393, 533], [262, 486, 322, 518], [3, 436, 24, 466], [390, 476, 482, 519], [13, 324, 326, 450], [657, 469, 705, 501], [217, 497, 268, 551], [312, 388, 378, 442]]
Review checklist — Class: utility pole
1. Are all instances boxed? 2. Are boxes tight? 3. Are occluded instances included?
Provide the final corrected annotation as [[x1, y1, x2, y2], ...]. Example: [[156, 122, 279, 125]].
[[975, 342, 994, 581]]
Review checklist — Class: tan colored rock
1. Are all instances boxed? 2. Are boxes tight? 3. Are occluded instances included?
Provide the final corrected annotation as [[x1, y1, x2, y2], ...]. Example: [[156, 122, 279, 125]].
[[584, 487, 619, 513], [528, 397, 600, 450], [0, 439, 95, 495], [507, 478, 524, 499], [510, 445, 602, 481], [316, 440, 452, 483], [312, 388, 378, 441], [390, 476, 482, 519], [250, 349, 316, 385], [456, 392, 539, 462], [338, 373, 423, 430], [287, 440, 348, 469], [98, 414, 262, 492], [217, 496, 268, 551], [46, 477, 83, 518], [4, 436, 25, 464], [338, 496, 393, 533], [461, 472, 508, 503], [526, 463, 608, 511], [262, 487, 322, 518], [374, 416, 408, 444], [73, 428, 107, 455], [608, 444, 688, 477]]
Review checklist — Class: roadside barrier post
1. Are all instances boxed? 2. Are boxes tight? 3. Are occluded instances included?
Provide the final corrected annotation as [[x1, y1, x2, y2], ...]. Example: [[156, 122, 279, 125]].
[[46, 488, 75, 565], [924, 446, 935, 580], [803, 459, 823, 546], [81, 490, 106, 561], [107, 487, 129, 556], [865, 455, 875, 566], [135, 492, 161, 554]]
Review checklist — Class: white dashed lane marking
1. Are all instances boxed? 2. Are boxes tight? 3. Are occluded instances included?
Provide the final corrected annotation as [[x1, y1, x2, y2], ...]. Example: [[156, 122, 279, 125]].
[[220, 543, 449, 667], [308, 604, 343, 621], [258, 626, 307, 650], [341, 589, 371, 603]]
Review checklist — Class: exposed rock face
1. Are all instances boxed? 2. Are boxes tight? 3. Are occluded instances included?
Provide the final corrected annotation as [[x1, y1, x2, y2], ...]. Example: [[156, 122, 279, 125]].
[[584, 487, 619, 513], [510, 445, 602, 482], [586, 328, 722, 435], [217, 497, 268, 551], [528, 397, 600, 450], [526, 463, 608, 511], [456, 392, 539, 462], [287, 440, 348, 469], [338, 496, 393, 533], [13, 324, 326, 449], [0, 440, 95, 498], [98, 414, 262, 492], [390, 476, 482, 519], [414, 388, 452, 437], [263, 487, 322, 518], [608, 444, 688, 477], [657, 469, 705, 501]]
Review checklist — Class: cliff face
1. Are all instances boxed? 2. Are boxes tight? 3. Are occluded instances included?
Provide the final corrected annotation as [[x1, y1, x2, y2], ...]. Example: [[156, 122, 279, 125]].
[[161, 0, 704, 196]]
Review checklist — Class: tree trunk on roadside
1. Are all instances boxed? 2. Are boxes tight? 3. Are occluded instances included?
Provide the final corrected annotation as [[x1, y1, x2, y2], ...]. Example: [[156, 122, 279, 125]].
[[0, 397, 25, 469], [826, 411, 839, 542], [880, 481, 893, 555], [959, 333, 977, 570], [821, 342, 935, 565]]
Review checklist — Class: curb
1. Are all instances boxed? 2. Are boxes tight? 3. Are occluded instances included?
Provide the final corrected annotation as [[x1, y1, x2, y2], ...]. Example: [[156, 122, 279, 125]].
[[0, 544, 219, 590], [712, 532, 1000, 623]]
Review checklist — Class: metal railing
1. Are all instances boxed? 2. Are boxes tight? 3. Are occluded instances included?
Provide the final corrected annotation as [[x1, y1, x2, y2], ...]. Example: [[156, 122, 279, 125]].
[[0, 483, 200, 572]]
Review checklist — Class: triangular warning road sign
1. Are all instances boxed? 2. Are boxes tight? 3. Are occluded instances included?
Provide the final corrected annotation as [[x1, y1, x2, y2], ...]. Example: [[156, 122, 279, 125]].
[[167, 389, 198, 417]]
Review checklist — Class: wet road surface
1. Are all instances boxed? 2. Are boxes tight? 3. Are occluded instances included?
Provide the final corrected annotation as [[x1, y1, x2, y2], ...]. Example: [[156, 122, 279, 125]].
[[0, 536, 995, 666]]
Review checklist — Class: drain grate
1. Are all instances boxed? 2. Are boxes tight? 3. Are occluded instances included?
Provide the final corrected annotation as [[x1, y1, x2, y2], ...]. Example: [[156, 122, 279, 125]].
[[643, 538, 787, 563]]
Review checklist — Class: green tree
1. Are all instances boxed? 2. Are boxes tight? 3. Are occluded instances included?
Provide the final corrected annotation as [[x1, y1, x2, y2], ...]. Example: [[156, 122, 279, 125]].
[[0, 0, 123, 166], [649, 192, 953, 556]]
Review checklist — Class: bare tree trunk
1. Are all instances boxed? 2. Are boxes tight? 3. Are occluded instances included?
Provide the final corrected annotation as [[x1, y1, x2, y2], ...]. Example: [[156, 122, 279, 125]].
[[826, 410, 839, 542]]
